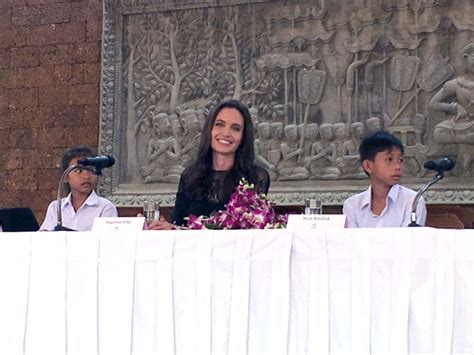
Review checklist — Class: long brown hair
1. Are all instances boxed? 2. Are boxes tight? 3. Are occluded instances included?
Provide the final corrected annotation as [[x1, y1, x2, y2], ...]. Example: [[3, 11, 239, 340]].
[[183, 99, 257, 199]]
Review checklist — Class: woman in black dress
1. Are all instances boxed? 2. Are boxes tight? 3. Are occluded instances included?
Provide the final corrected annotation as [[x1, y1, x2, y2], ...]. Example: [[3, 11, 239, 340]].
[[148, 99, 270, 229]]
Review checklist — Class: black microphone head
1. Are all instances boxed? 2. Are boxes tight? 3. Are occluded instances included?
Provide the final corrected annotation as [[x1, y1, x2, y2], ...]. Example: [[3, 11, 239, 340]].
[[104, 155, 115, 167], [78, 155, 115, 169], [423, 157, 455, 172]]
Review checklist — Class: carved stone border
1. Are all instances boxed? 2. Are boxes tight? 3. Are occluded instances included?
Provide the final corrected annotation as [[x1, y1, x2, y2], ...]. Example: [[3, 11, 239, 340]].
[[102, 176, 474, 208], [99, 0, 474, 207], [102, 182, 474, 207]]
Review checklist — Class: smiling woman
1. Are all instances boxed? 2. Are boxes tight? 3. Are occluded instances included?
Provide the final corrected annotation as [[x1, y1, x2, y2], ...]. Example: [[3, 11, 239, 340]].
[[147, 100, 270, 229], [211, 107, 244, 163]]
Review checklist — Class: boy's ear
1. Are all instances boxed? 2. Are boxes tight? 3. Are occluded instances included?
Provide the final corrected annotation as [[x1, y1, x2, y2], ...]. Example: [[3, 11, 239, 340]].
[[362, 159, 372, 174]]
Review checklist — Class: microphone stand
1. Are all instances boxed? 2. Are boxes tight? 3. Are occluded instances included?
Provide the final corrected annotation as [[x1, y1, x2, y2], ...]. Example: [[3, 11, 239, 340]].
[[54, 164, 90, 231], [408, 171, 445, 227]]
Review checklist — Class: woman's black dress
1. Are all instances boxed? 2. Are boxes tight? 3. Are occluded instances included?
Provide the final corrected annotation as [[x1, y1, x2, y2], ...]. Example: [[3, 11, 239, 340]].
[[172, 166, 270, 226]]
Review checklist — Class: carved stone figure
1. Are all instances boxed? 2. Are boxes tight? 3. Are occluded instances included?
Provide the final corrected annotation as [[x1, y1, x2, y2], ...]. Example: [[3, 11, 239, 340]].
[[141, 113, 184, 183], [168, 113, 182, 141], [249, 107, 259, 130], [267, 122, 283, 179], [389, 123, 429, 177], [344, 122, 365, 156], [366, 116, 383, 134], [304, 123, 319, 158], [179, 109, 201, 168], [255, 122, 277, 179], [306, 123, 341, 180], [340, 122, 366, 179], [333, 122, 358, 177], [430, 43, 474, 174], [278, 124, 309, 181], [333, 123, 348, 158], [303, 124, 324, 177]]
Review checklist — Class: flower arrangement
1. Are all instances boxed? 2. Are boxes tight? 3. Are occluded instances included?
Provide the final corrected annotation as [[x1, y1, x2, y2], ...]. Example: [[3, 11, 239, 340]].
[[187, 178, 287, 229]]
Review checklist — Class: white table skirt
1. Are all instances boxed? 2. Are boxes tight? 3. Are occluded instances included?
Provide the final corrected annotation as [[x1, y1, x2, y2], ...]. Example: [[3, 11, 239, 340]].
[[0, 228, 472, 355]]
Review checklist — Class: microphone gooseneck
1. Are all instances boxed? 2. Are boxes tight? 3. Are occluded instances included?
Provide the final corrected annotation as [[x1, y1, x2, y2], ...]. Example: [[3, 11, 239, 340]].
[[409, 172, 445, 227], [409, 156, 455, 227], [54, 165, 79, 231]]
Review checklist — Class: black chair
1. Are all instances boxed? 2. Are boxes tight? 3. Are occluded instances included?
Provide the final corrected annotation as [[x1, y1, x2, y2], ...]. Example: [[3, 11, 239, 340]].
[[0, 208, 40, 232]]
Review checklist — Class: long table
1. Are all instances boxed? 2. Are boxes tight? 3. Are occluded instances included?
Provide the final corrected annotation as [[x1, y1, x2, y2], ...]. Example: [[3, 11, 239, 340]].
[[0, 228, 472, 354]]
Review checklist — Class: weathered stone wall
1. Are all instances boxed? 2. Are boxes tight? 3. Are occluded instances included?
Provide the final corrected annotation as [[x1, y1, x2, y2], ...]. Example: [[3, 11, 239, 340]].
[[0, 0, 102, 222], [101, 0, 474, 208]]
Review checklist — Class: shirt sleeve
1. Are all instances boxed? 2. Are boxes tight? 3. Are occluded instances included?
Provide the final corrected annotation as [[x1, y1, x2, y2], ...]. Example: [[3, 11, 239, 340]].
[[101, 200, 118, 217], [254, 166, 270, 194], [39, 201, 57, 231], [342, 198, 358, 228], [171, 174, 189, 226]]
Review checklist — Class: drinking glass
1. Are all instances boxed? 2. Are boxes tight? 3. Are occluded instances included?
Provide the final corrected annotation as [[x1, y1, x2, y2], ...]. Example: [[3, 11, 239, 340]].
[[304, 197, 322, 215], [143, 200, 160, 222]]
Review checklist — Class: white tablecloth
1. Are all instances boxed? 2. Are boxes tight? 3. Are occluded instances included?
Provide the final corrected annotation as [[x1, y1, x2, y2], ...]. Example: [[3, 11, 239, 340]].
[[0, 228, 472, 354]]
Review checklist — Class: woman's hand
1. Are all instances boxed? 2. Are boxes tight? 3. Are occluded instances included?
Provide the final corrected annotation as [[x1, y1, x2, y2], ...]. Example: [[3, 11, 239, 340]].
[[137, 213, 176, 230], [146, 220, 175, 230]]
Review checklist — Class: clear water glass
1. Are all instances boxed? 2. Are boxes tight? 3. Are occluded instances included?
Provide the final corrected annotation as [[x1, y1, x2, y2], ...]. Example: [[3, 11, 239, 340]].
[[304, 197, 322, 215], [143, 200, 160, 222]]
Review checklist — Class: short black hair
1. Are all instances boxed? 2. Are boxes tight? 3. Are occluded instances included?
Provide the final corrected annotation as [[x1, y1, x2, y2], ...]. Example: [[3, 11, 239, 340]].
[[61, 145, 95, 173], [359, 131, 404, 162]]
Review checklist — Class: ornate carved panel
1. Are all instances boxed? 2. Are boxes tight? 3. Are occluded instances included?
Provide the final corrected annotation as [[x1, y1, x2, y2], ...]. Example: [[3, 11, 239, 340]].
[[100, 0, 474, 207]]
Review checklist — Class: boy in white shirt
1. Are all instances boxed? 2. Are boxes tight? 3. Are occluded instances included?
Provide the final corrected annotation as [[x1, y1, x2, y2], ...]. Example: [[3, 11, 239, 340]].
[[343, 131, 426, 227], [40, 146, 118, 231]]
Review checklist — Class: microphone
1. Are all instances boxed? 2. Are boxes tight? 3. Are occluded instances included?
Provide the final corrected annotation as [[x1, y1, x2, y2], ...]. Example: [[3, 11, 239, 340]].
[[409, 157, 455, 227], [78, 155, 115, 169], [424, 157, 455, 173], [53, 155, 116, 230], [53, 155, 115, 231]]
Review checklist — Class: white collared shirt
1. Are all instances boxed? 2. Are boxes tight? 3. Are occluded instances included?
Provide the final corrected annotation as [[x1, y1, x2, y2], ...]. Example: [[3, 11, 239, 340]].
[[40, 190, 118, 231], [343, 184, 426, 228]]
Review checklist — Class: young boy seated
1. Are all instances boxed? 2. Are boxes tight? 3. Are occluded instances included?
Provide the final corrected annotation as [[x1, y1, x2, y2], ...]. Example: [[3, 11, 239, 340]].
[[40, 146, 118, 231], [343, 131, 427, 227]]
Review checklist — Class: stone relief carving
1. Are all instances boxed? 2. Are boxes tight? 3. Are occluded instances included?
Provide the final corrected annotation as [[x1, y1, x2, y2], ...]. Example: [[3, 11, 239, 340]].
[[430, 43, 474, 175], [100, 0, 474, 207]]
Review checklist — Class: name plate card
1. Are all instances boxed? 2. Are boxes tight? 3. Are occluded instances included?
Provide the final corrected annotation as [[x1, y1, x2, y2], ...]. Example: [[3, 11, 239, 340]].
[[287, 214, 346, 230], [92, 217, 145, 233]]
